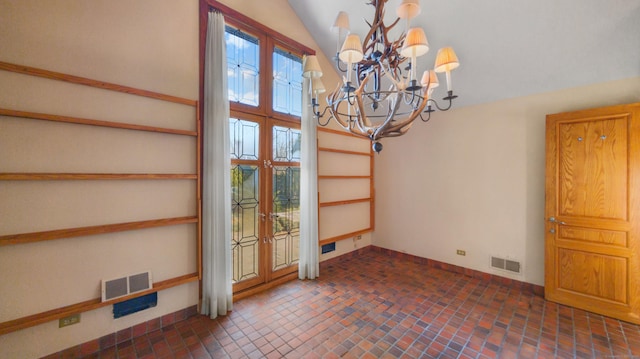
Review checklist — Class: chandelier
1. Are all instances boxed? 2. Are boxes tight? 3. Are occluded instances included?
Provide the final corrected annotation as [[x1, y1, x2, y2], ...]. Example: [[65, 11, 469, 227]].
[[302, 0, 460, 153]]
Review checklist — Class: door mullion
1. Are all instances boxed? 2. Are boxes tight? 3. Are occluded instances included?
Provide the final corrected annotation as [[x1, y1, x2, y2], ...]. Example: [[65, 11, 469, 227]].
[[262, 121, 273, 283]]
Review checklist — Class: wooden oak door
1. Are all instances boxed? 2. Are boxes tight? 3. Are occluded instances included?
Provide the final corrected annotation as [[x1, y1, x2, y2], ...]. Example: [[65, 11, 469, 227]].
[[545, 103, 640, 324]]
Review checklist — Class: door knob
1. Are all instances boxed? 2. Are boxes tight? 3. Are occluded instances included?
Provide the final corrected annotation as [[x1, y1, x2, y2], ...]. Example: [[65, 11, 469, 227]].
[[548, 217, 566, 225]]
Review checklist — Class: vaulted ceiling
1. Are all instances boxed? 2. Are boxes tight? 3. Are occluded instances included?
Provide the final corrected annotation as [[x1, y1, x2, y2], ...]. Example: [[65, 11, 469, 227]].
[[288, 0, 640, 108]]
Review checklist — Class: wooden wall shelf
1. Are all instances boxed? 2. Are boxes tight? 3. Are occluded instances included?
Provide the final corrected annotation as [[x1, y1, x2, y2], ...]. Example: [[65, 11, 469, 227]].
[[0, 216, 198, 246], [0, 62, 201, 335], [319, 198, 372, 207], [317, 128, 374, 245], [318, 175, 371, 180], [0, 173, 197, 181], [0, 273, 199, 335], [0, 108, 197, 136], [0, 61, 197, 106], [318, 147, 372, 157]]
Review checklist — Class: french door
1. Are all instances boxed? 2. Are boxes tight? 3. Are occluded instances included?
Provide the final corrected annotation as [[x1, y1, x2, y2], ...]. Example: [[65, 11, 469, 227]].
[[230, 114, 300, 293], [221, 15, 306, 294]]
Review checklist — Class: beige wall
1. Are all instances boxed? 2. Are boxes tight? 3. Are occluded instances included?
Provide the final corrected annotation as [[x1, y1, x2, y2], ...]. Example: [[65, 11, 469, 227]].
[[0, 1, 365, 357], [0, 1, 199, 358], [373, 77, 640, 286], [2, 0, 637, 358]]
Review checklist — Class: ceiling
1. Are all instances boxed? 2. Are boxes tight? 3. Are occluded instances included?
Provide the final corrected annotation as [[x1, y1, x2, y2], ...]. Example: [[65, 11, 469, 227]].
[[288, 0, 640, 108]]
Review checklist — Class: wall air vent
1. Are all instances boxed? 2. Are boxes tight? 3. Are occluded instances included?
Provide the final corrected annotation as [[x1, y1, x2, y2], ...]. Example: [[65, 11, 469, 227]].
[[102, 271, 152, 302], [490, 256, 521, 274]]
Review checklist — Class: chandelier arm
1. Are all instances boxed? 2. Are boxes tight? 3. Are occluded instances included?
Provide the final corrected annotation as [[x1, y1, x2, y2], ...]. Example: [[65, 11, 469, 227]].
[[328, 107, 350, 131], [385, 17, 401, 32], [352, 113, 373, 138], [419, 110, 432, 123], [330, 103, 370, 138], [383, 113, 418, 134], [379, 130, 407, 138], [379, 17, 402, 52], [362, 18, 383, 55], [353, 73, 374, 128], [370, 89, 403, 140], [383, 91, 429, 134], [403, 90, 418, 106], [315, 106, 335, 126], [381, 118, 414, 138], [347, 92, 357, 107], [334, 55, 347, 73], [326, 84, 352, 130], [365, 0, 385, 48], [430, 96, 455, 111], [378, 63, 403, 91]]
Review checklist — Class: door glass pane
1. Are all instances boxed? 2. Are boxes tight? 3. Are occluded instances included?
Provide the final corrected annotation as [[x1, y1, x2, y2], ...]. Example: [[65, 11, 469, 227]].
[[231, 164, 260, 283], [230, 118, 259, 160], [272, 166, 300, 271], [272, 126, 301, 162], [225, 26, 260, 107], [272, 48, 303, 116]]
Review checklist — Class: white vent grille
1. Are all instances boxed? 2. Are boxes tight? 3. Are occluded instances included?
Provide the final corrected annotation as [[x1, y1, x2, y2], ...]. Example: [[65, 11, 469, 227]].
[[102, 271, 152, 302], [490, 256, 521, 274]]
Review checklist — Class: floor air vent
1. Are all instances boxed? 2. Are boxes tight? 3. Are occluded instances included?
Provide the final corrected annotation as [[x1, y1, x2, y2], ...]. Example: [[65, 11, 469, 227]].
[[490, 256, 521, 274], [102, 271, 152, 302]]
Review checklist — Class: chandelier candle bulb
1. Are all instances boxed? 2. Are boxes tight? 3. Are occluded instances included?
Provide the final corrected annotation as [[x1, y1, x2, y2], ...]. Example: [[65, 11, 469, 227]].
[[397, 0, 421, 31], [331, 11, 350, 52], [302, 55, 323, 79], [339, 34, 364, 86], [401, 27, 429, 83], [421, 70, 439, 98], [434, 47, 460, 93], [312, 78, 326, 96]]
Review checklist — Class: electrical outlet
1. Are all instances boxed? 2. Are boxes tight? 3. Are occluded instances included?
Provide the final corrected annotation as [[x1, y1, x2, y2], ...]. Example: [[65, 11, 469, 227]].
[[59, 314, 80, 328], [456, 249, 466, 256]]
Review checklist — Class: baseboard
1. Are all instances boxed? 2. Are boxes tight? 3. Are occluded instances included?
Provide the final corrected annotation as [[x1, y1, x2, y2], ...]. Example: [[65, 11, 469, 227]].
[[322, 245, 544, 297], [44, 305, 198, 359], [50, 245, 544, 358]]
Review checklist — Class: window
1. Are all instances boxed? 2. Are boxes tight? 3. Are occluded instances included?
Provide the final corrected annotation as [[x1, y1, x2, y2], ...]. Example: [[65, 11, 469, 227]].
[[272, 48, 303, 117], [225, 26, 260, 107]]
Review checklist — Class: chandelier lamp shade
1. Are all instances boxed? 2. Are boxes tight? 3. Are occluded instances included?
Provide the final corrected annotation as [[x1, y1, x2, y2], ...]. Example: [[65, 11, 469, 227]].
[[302, 0, 460, 153]]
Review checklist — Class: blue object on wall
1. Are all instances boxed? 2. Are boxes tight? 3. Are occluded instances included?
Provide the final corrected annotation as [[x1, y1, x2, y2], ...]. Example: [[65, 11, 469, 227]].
[[321, 242, 336, 254], [113, 292, 157, 318]]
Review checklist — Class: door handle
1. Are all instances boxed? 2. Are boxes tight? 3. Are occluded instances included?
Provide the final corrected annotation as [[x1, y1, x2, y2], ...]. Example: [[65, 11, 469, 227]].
[[258, 213, 266, 222], [548, 217, 566, 225], [270, 213, 280, 219]]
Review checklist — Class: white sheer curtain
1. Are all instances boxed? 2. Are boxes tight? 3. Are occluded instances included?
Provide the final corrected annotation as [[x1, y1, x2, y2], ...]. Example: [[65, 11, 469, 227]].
[[299, 76, 319, 279], [201, 10, 232, 318]]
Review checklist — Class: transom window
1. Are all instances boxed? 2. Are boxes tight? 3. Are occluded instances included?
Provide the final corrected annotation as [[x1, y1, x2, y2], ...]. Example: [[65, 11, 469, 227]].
[[225, 26, 260, 107], [224, 24, 303, 118], [272, 48, 303, 116]]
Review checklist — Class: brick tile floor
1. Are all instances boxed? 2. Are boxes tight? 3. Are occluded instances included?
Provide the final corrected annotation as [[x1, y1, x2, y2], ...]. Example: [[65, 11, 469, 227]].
[[53, 249, 640, 358]]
